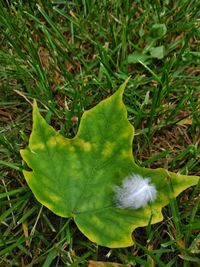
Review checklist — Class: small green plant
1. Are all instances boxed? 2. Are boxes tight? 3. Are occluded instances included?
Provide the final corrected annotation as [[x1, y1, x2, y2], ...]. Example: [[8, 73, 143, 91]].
[[20, 80, 199, 248]]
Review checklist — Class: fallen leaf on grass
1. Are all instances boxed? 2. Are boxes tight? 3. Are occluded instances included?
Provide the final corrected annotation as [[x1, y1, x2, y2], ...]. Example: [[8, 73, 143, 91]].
[[21, 80, 199, 247]]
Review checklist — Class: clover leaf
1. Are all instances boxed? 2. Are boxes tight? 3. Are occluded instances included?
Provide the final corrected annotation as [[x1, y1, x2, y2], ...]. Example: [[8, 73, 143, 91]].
[[20, 80, 199, 248]]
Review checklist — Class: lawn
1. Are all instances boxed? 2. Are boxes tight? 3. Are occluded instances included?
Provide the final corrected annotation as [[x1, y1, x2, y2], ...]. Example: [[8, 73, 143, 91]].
[[0, 1, 199, 266]]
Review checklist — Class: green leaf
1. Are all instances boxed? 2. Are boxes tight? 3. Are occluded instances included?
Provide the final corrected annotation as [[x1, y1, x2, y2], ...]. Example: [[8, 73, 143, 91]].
[[20, 80, 199, 248], [150, 23, 167, 39], [150, 46, 165, 59], [127, 52, 150, 64]]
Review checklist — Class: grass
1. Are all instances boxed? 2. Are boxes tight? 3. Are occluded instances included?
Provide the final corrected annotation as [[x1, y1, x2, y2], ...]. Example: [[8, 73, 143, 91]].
[[0, 0, 200, 266]]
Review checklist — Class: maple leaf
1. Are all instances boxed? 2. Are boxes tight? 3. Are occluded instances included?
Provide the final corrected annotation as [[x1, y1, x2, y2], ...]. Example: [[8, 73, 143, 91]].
[[20, 80, 199, 248]]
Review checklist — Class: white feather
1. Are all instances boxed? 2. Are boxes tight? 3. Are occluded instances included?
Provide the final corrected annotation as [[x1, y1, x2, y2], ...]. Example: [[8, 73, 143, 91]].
[[115, 174, 157, 209]]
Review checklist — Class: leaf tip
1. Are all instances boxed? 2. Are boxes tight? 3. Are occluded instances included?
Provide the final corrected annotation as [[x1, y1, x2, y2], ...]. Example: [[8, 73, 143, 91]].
[[32, 99, 43, 124], [19, 149, 24, 158], [118, 76, 131, 95], [33, 99, 38, 112]]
